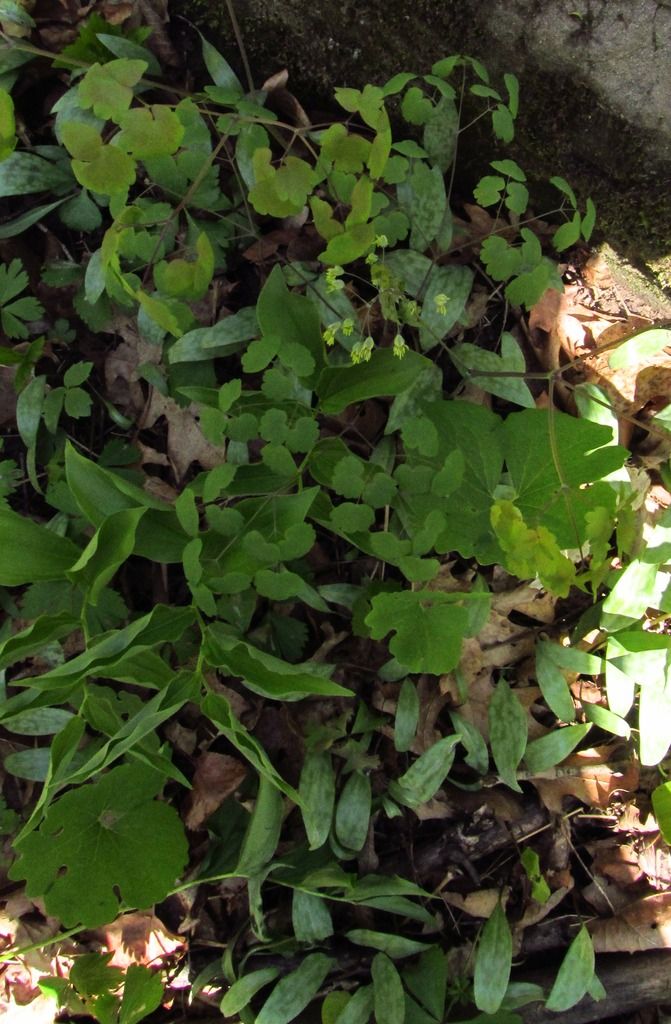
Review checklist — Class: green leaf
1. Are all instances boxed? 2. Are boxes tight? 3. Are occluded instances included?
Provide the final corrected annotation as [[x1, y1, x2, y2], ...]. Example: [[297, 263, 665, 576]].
[[318, 349, 433, 413], [395, 679, 419, 753], [524, 724, 591, 774], [204, 628, 350, 700], [78, 59, 147, 120], [118, 965, 164, 1024], [535, 641, 588, 723], [489, 681, 527, 792], [0, 87, 17, 160], [398, 162, 445, 250], [292, 889, 334, 942], [0, 151, 73, 197], [0, 507, 81, 585], [451, 333, 534, 408], [366, 590, 469, 675], [330, 502, 375, 534], [221, 968, 281, 1017], [608, 326, 671, 371], [66, 506, 146, 604], [474, 174, 505, 207], [474, 901, 512, 1015], [492, 104, 515, 142], [335, 770, 371, 851], [9, 763, 188, 927], [372, 954, 404, 1024], [0, 612, 79, 672], [256, 265, 323, 382], [201, 691, 299, 802], [402, 947, 447, 1021], [249, 148, 318, 217], [346, 930, 431, 959], [0, 197, 67, 238], [652, 781, 671, 844], [169, 306, 257, 363], [200, 33, 243, 93], [255, 953, 334, 1024], [389, 735, 460, 808], [553, 211, 582, 252], [62, 122, 136, 195], [237, 775, 283, 876], [422, 96, 459, 171], [545, 926, 595, 1012], [520, 847, 551, 904], [300, 750, 336, 849], [116, 104, 184, 158]]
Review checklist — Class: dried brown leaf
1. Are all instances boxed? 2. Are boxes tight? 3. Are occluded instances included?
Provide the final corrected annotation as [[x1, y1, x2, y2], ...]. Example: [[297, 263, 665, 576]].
[[591, 892, 671, 953], [184, 751, 247, 830]]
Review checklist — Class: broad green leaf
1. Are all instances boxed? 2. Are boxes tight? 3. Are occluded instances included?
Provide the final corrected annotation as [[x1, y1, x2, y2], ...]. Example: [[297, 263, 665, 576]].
[[221, 968, 281, 1017], [346, 930, 431, 959], [318, 349, 432, 413], [389, 735, 460, 808], [300, 750, 336, 849], [0, 507, 81, 585], [292, 889, 334, 942], [422, 95, 459, 171], [335, 770, 371, 851], [9, 763, 188, 927], [62, 121, 136, 195], [335, 986, 374, 1024], [402, 947, 447, 1021], [489, 681, 527, 791], [554, 211, 581, 252], [473, 901, 512, 1014], [491, 499, 576, 597], [200, 33, 243, 93], [652, 781, 671, 844], [255, 953, 334, 1024], [372, 954, 404, 1024], [524, 724, 591, 774], [256, 265, 323, 382], [535, 641, 579, 723], [66, 506, 146, 604], [398, 161, 445, 251], [0, 87, 16, 160], [116, 104, 184, 158], [545, 926, 595, 1012], [451, 333, 534, 408], [169, 310, 257, 363], [366, 590, 469, 675], [118, 965, 164, 1024], [237, 775, 283, 876], [64, 443, 186, 563], [78, 59, 147, 120], [249, 148, 318, 218], [4, 707, 74, 736]]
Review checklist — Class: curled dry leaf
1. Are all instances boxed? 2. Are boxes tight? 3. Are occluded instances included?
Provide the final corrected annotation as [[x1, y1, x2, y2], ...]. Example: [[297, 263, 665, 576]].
[[590, 892, 671, 953], [184, 751, 247, 831], [442, 887, 503, 918]]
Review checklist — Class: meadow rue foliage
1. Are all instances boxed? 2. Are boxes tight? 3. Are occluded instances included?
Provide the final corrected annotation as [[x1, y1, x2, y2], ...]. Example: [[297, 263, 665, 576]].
[[0, 19, 666, 1024]]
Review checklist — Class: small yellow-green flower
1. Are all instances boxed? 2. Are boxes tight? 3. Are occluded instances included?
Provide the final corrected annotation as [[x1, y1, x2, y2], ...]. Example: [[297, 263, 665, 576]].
[[325, 265, 345, 293], [434, 292, 449, 315], [351, 336, 375, 364], [342, 318, 354, 336], [323, 322, 340, 346], [374, 234, 389, 249], [393, 334, 407, 359]]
